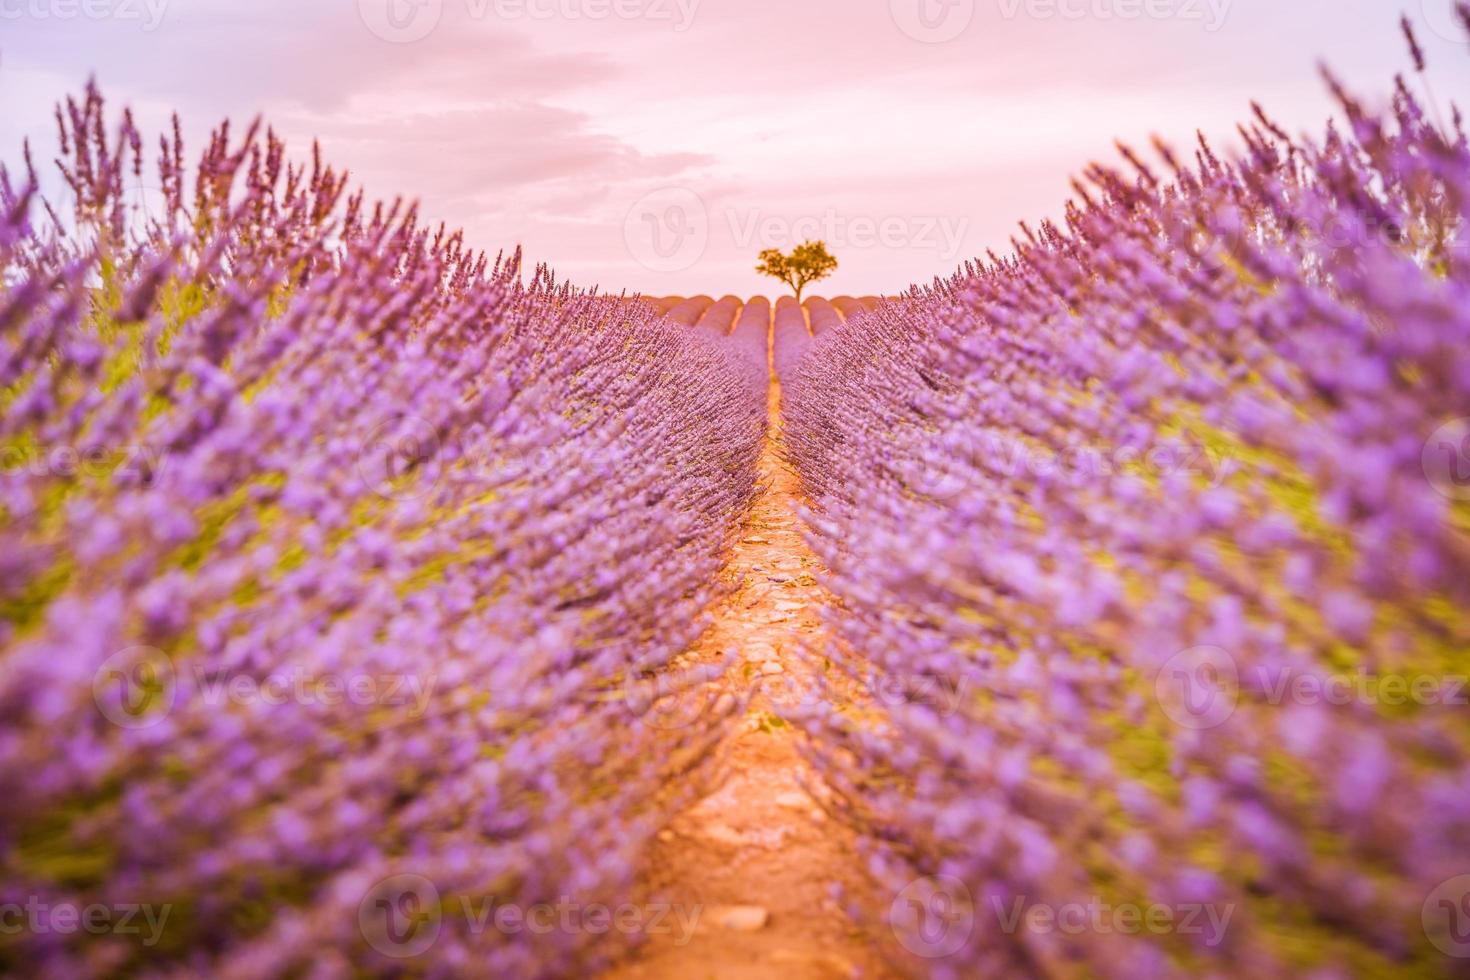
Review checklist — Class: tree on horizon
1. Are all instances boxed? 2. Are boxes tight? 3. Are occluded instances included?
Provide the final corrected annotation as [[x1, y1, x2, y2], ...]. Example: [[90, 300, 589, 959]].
[[756, 240, 837, 303]]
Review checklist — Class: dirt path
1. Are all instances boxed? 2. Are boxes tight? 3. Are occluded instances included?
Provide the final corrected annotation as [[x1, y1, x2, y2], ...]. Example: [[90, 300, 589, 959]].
[[604, 383, 892, 980]]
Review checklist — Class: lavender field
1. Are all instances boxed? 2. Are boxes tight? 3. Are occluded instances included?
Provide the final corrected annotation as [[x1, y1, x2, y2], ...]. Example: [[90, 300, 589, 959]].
[[2, 6, 1470, 980]]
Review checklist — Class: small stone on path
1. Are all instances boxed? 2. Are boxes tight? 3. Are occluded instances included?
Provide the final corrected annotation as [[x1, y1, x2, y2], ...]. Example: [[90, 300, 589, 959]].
[[708, 906, 769, 932], [700, 823, 747, 848], [774, 791, 810, 810]]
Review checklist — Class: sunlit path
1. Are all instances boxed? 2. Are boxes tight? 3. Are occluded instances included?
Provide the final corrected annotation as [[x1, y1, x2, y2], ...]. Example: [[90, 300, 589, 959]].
[[605, 367, 887, 979]]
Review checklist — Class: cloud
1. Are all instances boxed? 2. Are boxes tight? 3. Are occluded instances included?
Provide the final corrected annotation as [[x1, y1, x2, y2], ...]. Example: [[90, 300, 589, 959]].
[[2, 0, 711, 273], [297, 102, 708, 199], [2, 0, 617, 113], [4, 0, 1469, 296]]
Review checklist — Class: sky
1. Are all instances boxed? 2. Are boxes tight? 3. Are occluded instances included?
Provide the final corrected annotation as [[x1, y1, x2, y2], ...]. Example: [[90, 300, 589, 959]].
[[2, 0, 1469, 297]]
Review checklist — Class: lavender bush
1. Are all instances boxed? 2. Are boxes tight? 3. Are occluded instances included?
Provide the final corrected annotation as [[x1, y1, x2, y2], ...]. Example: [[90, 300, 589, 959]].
[[785, 21, 1470, 980], [0, 86, 763, 976]]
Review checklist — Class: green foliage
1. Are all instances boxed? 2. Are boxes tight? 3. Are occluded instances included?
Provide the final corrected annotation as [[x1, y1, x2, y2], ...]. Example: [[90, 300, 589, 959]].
[[755, 240, 837, 302]]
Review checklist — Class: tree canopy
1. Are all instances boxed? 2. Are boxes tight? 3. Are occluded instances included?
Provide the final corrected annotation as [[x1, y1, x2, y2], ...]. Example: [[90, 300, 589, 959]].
[[756, 240, 837, 302]]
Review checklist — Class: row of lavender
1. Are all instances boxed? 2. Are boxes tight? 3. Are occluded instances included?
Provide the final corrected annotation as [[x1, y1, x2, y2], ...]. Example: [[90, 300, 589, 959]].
[[0, 88, 763, 975], [785, 26, 1470, 980]]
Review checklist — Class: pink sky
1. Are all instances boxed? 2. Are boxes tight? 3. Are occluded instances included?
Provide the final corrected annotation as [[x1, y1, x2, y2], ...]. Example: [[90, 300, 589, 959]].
[[3, 0, 1469, 296]]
